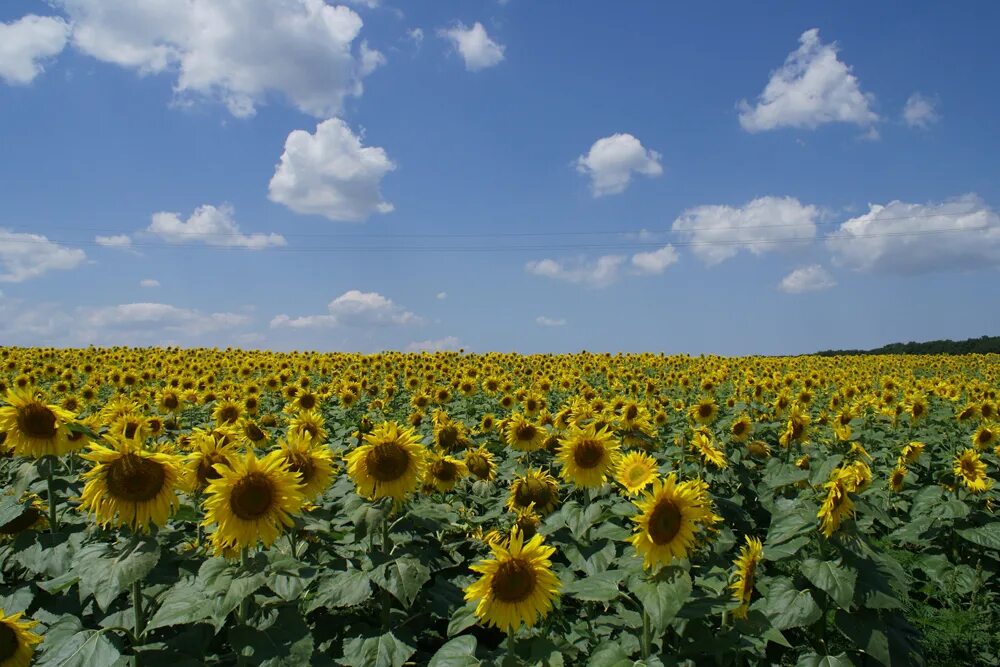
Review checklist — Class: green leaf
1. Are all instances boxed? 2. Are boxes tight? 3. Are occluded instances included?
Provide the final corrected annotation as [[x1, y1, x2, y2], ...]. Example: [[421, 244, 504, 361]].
[[447, 602, 478, 637], [835, 609, 890, 666], [146, 582, 214, 630], [0, 494, 27, 527], [93, 538, 161, 610], [627, 570, 692, 633], [340, 632, 415, 667], [765, 500, 814, 548], [809, 455, 844, 488], [586, 643, 634, 667], [371, 558, 430, 608], [428, 635, 479, 667], [956, 524, 1000, 550], [307, 569, 372, 612], [36, 627, 122, 667], [563, 570, 623, 602], [801, 558, 857, 610], [796, 653, 853, 667], [229, 606, 313, 666], [764, 461, 810, 488], [764, 577, 821, 631], [764, 535, 810, 561]]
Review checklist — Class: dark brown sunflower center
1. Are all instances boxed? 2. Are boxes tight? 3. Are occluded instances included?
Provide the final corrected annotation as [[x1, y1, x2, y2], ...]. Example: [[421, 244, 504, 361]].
[[196, 452, 229, 487], [732, 421, 747, 436], [0, 622, 18, 662], [437, 426, 459, 450], [648, 499, 683, 545], [912, 404, 924, 417], [124, 421, 141, 440], [163, 395, 179, 410], [977, 430, 993, 446], [491, 558, 536, 603], [515, 515, 538, 539], [218, 406, 240, 424], [300, 423, 319, 438], [298, 395, 317, 410], [16, 402, 58, 439], [572, 439, 605, 469], [961, 460, 977, 478], [624, 464, 649, 485], [230, 473, 275, 520], [285, 452, 316, 484], [697, 405, 713, 418], [106, 454, 167, 503], [0, 506, 41, 535], [466, 454, 491, 479], [515, 424, 537, 442], [430, 459, 458, 482], [625, 405, 639, 421], [366, 442, 411, 482], [514, 478, 551, 508], [245, 423, 266, 442]]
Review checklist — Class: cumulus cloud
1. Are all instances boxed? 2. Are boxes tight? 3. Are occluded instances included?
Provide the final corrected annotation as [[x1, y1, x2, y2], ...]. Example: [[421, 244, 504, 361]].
[[406, 336, 461, 352], [57, 0, 383, 117], [536, 316, 566, 327], [738, 28, 878, 132], [271, 290, 421, 329], [903, 93, 940, 129], [0, 15, 70, 85], [439, 22, 504, 71], [826, 194, 1000, 274], [95, 234, 133, 249], [779, 265, 836, 293], [672, 196, 820, 266], [0, 229, 86, 282], [575, 133, 663, 197], [147, 204, 285, 249], [436, 291, 447, 300], [631, 244, 679, 275], [525, 255, 626, 288], [85, 302, 249, 335], [268, 118, 395, 222], [140, 278, 159, 288]]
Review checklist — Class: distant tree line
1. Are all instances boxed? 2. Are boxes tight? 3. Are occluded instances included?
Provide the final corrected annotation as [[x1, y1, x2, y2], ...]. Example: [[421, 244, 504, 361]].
[[816, 335, 1000, 356]]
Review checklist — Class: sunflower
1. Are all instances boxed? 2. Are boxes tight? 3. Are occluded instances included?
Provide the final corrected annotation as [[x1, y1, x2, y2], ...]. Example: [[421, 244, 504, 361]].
[[513, 505, 541, 539], [287, 409, 328, 447], [817, 478, 854, 538], [628, 474, 719, 570], [464, 445, 497, 481], [464, 528, 561, 632], [203, 449, 304, 552], [972, 425, 996, 450], [183, 430, 239, 492], [614, 450, 658, 495], [272, 436, 336, 501], [79, 436, 184, 531], [729, 415, 752, 442], [690, 429, 727, 469], [505, 412, 547, 452], [954, 449, 993, 493], [556, 424, 620, 488], [425, 450, 468, 492], [689, 398, 718, 425], [507, 468, 560, 515], [747, 440, 771, 459], [344, 421, 427, 503], [432, 412, 470, 452], [837, 460, 872, 493], [0, 388, 80, 458], [158, 389, 183, 414], [212, 399, 243, 426], [899, 441, 925, 465], [0, 494, 47, 537], [889, 466, 907, 493], [0, 608, 42, 667], [730, 536, 763, 619]]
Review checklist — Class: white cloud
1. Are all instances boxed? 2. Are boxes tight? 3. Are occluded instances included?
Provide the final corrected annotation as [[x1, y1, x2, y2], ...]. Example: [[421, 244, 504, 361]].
[[407, 28, 424, 45], [779, 265, 836, 293], [0, 229, 86, 282], [268, 118, 395, 222], [139, 278, 160, 288], [271, 289, 420, 329], [738, 28, 878, 132], [406, 336, 461, 352], [672, 196, 820, 266], [525, 255, 625, 288], [903, 93, 939, 129], [147, 204, 285, 249], [85, 302, 249, 334], [439, 22, 504, 71], [436, 291, 448, 300], [575, 133, 662, 197], [95, 234, 133, 249], [536, 316, 566, 327], [826, 194, 1000, 274], [631, 244, 679, 275], [58, 0, 383, 117], [0, 15, 70, 85]]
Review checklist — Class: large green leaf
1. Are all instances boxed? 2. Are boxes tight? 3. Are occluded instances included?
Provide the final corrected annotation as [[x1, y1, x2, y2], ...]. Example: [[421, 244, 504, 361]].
[[796, 653, 853, 667], [764, 461, 810, 488], [835, 609, 890, 666], [763, 577, 821, 631], [765, 500, 815, 549], [35, 616, 122, 667], [447, 602, 478, 637], [371, 558, 430, 608], [341, 632, 415, 667], [586, 643, 634, 667], [427, 635, 479, 667], [801, 558, 857, 610], [229, 606, 314, 666], [563, 570, 623, 602], [956, 524, 1000, 550], [627, 570, 692, 633], [307, 569, 372, 612]]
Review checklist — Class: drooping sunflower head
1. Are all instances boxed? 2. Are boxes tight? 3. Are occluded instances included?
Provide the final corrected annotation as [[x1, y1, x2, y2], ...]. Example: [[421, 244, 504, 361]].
[[0, 608, 43, 667], [972, 426, 996, 450], [888, 466, 907, 493], [729, 415, 752, 442], [900, 440, 925, 464], [424, 450, 468, 493], [730, 535, 763, 618], [817, 478, 854, 538], [629, 474, 720, 570], [79, 435, 184, 532], [202, 449, 305, 552], [0, 387, 80, 458], [344, 421, 427, 502], [464, 445, 497, 481], [505, 412, 547, 452], [432, 412, 469, 452], [507, 468, 560, 515], [0, 493, 47, 537], [953, 449, 993, 493], [615, 450, 658, 495], [273, 435, 336, 502], [690, 429, 727, 470], [747, 440, 771, 459], [556, 423, 621, 489], [463, 528, 561, 632]]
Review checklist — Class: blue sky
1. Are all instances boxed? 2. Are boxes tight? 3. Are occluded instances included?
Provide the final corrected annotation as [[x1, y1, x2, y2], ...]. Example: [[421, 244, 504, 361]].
[[1, 0, 998, 354]]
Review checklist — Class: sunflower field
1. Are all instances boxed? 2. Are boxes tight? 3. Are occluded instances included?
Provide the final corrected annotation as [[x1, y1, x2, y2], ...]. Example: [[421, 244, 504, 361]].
[[1, 347, 999, 667]]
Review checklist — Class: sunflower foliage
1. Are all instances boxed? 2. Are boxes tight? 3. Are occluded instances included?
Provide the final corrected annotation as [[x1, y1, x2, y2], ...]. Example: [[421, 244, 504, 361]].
[[0, 347, 998, 666]]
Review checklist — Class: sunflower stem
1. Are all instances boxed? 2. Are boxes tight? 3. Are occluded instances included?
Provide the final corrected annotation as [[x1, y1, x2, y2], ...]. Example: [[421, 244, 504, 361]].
[[380, 515, 391, 629], [506, 629, 516, 664], [238, 547, 250, 625], [641, 607, 651, 659], [132, 579, 145, 664], [45, 456, 58, 533]]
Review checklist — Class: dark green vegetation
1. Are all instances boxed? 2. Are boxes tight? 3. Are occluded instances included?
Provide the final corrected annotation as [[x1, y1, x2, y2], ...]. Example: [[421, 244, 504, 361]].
[[817, 336, 1000, 357]]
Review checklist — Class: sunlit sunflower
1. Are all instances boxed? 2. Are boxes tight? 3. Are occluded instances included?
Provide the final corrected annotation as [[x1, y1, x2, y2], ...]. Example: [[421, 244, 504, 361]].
[[464, 528, 561, 632], [615, 450, 658, 495], [972, 425, 996, 450], [287, 409, 328, 447], [747, 440, 771, 459], [818, 478, 854, 538], [79, 436, 184, 531], [954, 449, 993, 493], [272, 435, 336, 501], [728, 415, 752, 442], [505, 412, 547, 452], [507, 468, 560, 515], [158, 389, 183, 414], [730, 536, 763, 619], [212, 399, 243, 426], [424, 450, 468, 492], [628, 474, 719, 570], [203, 449, 304, 552], [344, 421, 427, 502], [0, 494, 47, 537], [183, 430, 240, 492], [464, 445, 497, 481], [837, 460, 872, 493], [432, 412, 470, 452], [689, 397, 718, 425], [513, 505, 541, 539], [0, 387, 80, 458], [899, 441, 925, 465], [690, 429, 727, 469], [556, 424, 620, 488], [0, 608, 43, 667], [888, 466, 907, 493]]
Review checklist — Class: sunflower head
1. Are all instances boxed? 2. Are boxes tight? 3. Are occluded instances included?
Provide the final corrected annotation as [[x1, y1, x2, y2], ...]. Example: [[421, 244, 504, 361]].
[[274, 435, 336, 501], [615, 450, 658, 495], [507, 468, 560, 515], [464, 445, 497, 481], [730, 536, 763, 618], [0, 608, 43, 667], [0, 387, 80, 458], [344, 421, 427, 503], [954, 449, 993, 493], [424, 450, 468, 493], [628, 474, 719, 570], [505, 413, 547, 452], [557, 424, 621, 489]]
